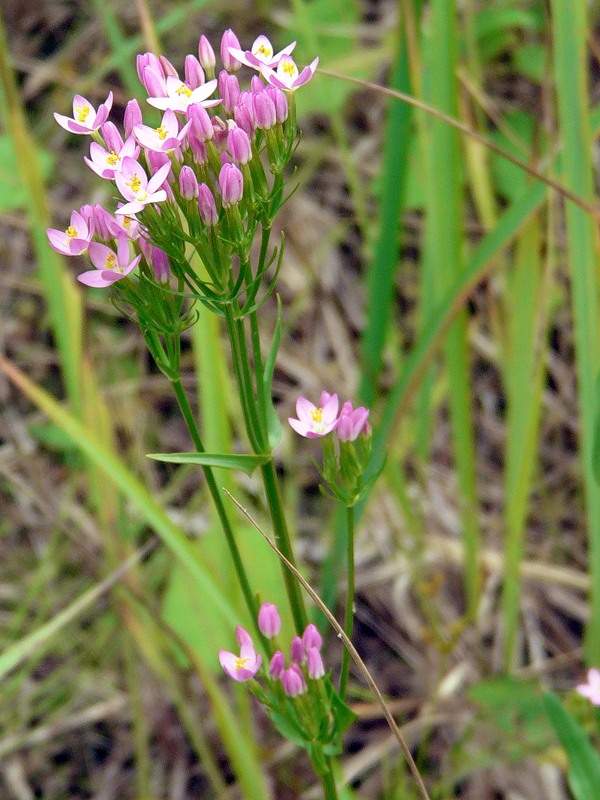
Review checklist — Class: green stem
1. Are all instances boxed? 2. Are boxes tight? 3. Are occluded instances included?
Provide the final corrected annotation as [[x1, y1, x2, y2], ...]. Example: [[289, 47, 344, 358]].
[[338, 504, 355, 700], [169, 377, 261, 633], [224, 306, 263, 453], [321, 756, 340, 800]]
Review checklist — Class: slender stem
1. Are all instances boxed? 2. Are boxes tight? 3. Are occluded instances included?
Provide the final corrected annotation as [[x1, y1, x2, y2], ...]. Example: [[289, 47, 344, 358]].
[[249, 310, 267, 424], [338, 504, 355, 700], [321, 756, 340, 800], [260, 460, 309, 632], [224, 306, 263, 453], [169, 377, 261, 633]]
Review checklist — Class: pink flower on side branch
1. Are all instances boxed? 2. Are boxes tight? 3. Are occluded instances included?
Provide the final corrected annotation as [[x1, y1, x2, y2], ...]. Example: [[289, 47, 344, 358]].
[[47, 209, 94, 256], [576, 668, 600, 705], [228, 35, 296, 71], [219, 626, 262, 682], [114, 158, 171, 215], [54, 92, 113, 135], [146, 75, 219, 113], [78, 236, 141, 288], [336, 401, 370, 442], [134, 109, 191, 153], [84, 136, 139, 179], [288, 392, 339, 438], [261, 56, 318, 92]]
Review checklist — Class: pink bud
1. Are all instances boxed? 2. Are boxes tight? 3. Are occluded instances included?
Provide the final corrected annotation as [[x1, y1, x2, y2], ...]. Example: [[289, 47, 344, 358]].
[[218, 70, 241, 114], [281, 665, 306, 697], [253, 92, 276, 130], [89, 203, 113, 241], [142, 65, 166, 97], [220, 29, 242, 72], [159, 55, 178, 78], [185, 54, 205, 89], [151, 247, 171, 283], [251, 76, 264, 95], [186, 103, 213, 142], [198, 35, 216, 73], [136, 52, 163, 86], [234, 104, 255, 139], [227, 125, 251, 165], [290, 635, 304, 663], [265, 85, 288, 124], [198, 183, 218, 226], [212, 117, 228, 150], [147, 149, 171, 179], [100, 121, 123, 153], [219, 162, 243, 207], [258, 602, 281, 638], [179, 165, 199, 200], [306, 647, 325, 679], [301, 623, 323, 652], [124, 99, 142, 139], [188, 134, 208, 165], [337, 401, 370, 442], [269, 650, 285, 679]]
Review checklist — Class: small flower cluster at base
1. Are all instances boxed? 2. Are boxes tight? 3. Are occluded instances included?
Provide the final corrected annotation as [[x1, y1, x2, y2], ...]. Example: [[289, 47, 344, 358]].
[[288, 391, 373, 505]]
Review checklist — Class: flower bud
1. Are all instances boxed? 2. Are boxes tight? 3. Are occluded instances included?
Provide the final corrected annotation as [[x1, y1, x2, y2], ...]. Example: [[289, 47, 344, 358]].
[[100, 121, 123, 153], [136, 52, 163, 86], [337, 401, 370, 443], [234, 104, 255, 138], [212, 117, 228, 150], [198, 35, 216, 74], [253, 91, 276, 130], [89, 203, 113, 241], [306, 647, 325, 680], [185, 54, 205, 89], [124, 99, 142, 139], [147, 150, 171, 180], [151, 247, 171, 283], [141, 65, 166, 98], [186, 103, 213, 141], [265, 85, 288, 124], [218, 70, 241, 114], [269, 650, 285, 679], [179, 165, 199, 200], [281, 665, 306, 697], [227, 125, 251, 165], [258, 602, 281, 638], [251, 76, 264, 95], [159, 55, 178, 78], [220, 28, 242, 72], [290, 635, 304, 663], [198, 183, 218, 226], [301, 623, 323, 652], [219, 162, 243, 207], [188, 134, 208, 165]]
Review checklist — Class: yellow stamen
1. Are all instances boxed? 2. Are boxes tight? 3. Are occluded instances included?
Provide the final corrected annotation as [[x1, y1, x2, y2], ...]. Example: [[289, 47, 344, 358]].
[[127, 174, 142, 193], [105, 253, 118, 269], [310, 407, 323, 424], [155, 125, 168, 141], [175, 83, 193, 98], [76, 105, 90, 123], [65, 226, 78, 239], [256, 44, 272, 58], [106, 151, 120, 166], [122, 216, 133, 230], [234, 656, 250, 671], [282, 61, 296, 77]]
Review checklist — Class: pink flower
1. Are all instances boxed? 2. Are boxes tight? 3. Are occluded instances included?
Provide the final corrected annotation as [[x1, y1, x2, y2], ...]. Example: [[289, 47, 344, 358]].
[[336, 401, 370, 442], [288, 392, 339, 438], [219, 626, 262, 682], [302, 623, 323, 652], [220, 29, 242, 72], [258, 602, 281, 638], [576, 668, 600, 705], [269, 650, 285, 679], [78, 236, 141, 288], [54, 92, 113, 135], [290, 635, 304, 663], [306, 647, 325, 680], [146, 75, 219, 114], [228, 35, 296, 71], [282, 664, 306, 697], [47, 209, 94, 256], [133, 108, 191, 152], [84, 136, 139, 179], [261, 56, 318, 92], [114, 157, 171, 215]]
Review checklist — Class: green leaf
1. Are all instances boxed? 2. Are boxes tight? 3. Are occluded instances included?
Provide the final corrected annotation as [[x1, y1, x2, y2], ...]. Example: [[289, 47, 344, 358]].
[[327, 678, 358, 735], [268, 708, 308, 749], [263, 295, 283, 449], [147, 451, 272, 475], [543, 691, 600, 800], [0, 134, 53, 211]]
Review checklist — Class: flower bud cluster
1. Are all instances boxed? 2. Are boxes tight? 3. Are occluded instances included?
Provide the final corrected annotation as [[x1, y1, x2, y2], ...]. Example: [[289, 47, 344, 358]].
[[47, 29, 318, 316], [288, 391, 373, 505]]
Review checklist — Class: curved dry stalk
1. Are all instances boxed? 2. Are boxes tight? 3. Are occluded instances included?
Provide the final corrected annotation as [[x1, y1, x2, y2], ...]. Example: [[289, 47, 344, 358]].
[[318, 69, 599, 219], [224, 489, 431, 800]]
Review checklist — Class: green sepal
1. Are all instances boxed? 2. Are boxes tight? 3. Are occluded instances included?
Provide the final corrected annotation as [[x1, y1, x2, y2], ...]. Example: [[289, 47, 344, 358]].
[[147, 451, 272, 475]]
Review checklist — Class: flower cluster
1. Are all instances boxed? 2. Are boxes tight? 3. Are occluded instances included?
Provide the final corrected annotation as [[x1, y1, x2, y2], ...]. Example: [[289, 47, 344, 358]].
[[219, 602, 326, 696], [289, 391, 374, 505], [47, 29, 317, 303]]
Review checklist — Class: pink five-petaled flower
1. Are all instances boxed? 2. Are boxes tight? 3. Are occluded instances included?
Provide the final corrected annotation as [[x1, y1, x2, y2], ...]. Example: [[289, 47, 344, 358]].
[[84, 136, 139, 180], [47, 209, 94, 256], [54, 92, 113, 135], [78, 236, 141, 288], [288, 392, 339, 438], [228, 35, 296, 71], [261, 55, 319, 92], [114, 157, 171, 215], [146, 75, 219, 114], [336, 401, 370, 442], [133, 108, 192, 153], [219, 626, 262, 682], [576, 668, 600, 705]]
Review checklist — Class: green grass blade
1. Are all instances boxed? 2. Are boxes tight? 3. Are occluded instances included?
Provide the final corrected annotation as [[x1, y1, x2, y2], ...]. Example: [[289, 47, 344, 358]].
[[0, 356, 240, 631], [551, 0, 600, 664], [91, 0, 139, 96]]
